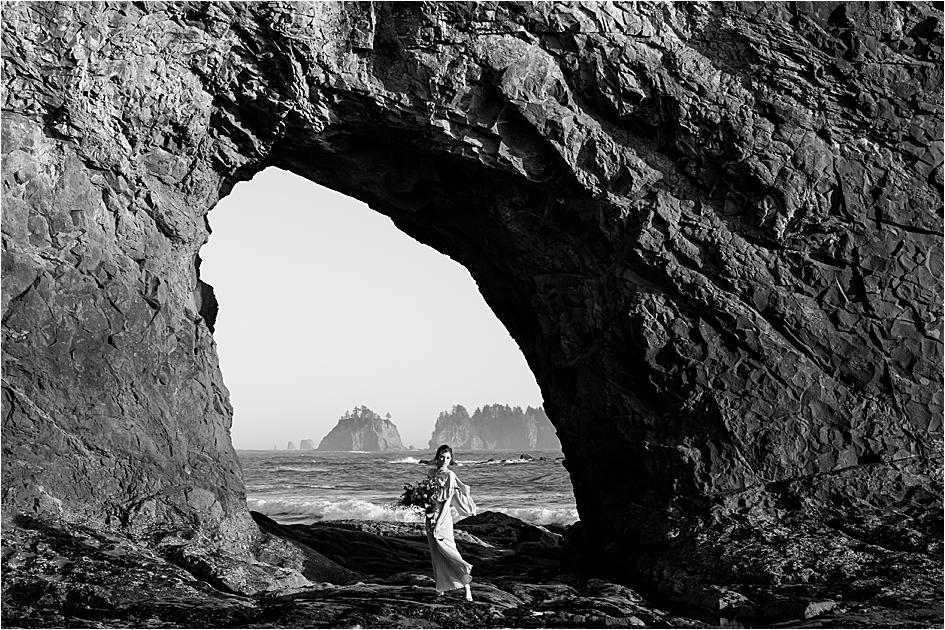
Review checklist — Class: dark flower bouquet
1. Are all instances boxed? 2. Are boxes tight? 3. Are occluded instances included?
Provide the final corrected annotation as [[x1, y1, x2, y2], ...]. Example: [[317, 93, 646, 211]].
[[397, 475, 439, 518]]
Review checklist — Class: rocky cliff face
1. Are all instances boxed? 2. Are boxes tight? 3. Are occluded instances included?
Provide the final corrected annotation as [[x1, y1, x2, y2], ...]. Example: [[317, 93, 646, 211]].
[[428, 406, 485, 451], [1, 1, 941, 589], [317, 407, 405, 452], [429, 404, 560, 450]]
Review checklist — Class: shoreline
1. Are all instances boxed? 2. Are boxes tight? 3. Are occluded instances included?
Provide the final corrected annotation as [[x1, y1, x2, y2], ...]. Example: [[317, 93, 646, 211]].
[[238, 448, 579, 529], [246, 503, 580, 530]]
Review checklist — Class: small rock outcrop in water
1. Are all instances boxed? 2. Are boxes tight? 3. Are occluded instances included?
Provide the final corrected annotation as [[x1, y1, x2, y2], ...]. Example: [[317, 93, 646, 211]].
[[317, 407, 405, 452], [428, 405, 559, 450], [287, 441, 296, 451], [299, 439, 315, 451]]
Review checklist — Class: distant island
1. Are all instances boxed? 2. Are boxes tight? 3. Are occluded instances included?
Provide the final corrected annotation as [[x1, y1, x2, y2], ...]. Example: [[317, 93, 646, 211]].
[[317, 406, 405, 452], [428, 404, 559, 450]]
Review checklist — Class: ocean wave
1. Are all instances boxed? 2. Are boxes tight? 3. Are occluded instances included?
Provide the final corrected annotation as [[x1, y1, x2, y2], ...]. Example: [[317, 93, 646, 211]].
[[247, 497, 425, 524], [387, 456, 421, 464], [497, 506, 579, 526], [249, 482, 337, 491], [384, 456, 539, 467], [274, 466, 331, 473], [247, 496, 578, 527], [469, 456, 536, 466]]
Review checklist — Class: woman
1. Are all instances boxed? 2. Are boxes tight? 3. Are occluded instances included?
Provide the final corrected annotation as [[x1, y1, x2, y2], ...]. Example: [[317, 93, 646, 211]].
[[426, 444, 477, 601]]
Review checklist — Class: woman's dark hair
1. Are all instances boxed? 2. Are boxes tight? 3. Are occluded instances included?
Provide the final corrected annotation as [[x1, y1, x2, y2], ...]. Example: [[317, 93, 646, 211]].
[[434, 444, 453, 468]]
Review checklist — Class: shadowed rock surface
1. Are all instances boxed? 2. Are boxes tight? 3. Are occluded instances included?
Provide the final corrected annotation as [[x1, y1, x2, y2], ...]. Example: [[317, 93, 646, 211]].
[[3, 513, 939, 628], [316, 406, 405, 452], [1, 0, 942, 623]]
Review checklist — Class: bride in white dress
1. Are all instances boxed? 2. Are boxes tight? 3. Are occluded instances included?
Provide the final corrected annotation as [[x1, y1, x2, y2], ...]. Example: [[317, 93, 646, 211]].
[[426, 444, 477, 601]]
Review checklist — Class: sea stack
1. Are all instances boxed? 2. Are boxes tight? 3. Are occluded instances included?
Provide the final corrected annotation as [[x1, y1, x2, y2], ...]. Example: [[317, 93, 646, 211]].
[[317, 406, 405, 452], [429, 405, 559, 450], [299, 439, 315, 451]]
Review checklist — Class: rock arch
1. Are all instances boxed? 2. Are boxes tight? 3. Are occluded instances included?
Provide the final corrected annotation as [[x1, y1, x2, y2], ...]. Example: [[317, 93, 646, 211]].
[[2, 2, 941, 580]]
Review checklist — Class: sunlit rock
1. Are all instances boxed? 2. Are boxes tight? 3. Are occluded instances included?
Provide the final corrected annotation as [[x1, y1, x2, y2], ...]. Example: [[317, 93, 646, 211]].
[[316, 406, 405, 452]]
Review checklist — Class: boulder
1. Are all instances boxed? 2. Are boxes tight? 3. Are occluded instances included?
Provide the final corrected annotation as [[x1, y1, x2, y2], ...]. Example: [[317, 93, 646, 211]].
[[165, 543, 311, 596], [456, 511, 560, 550], [249, 512, 363, 585]]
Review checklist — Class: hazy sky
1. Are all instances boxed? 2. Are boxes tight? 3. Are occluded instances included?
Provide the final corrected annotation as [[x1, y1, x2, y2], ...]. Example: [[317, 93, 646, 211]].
[[200, 168, 544, 451]]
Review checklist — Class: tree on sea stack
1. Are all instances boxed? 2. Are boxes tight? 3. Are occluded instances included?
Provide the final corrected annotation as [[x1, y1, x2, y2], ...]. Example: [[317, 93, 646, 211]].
[[316, 406, 406, 452]]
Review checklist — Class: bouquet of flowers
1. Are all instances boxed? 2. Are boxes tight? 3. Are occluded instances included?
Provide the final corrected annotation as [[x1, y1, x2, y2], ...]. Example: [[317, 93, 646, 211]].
[[397, 475, 439, 519]]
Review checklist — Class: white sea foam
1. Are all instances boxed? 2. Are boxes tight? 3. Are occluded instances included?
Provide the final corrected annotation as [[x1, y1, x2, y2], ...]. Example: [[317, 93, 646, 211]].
[[387, 456, 421, 464], [470, 456, 535, 466], [275, 466, 331, 473], [247, 496, 578, 527], [498, 506, 579, 526], [248, 497, 424, 523]]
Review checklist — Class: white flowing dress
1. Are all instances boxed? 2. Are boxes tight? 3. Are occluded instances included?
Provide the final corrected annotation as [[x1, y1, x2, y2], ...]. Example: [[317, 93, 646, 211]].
[[425, 469, 477, 592]]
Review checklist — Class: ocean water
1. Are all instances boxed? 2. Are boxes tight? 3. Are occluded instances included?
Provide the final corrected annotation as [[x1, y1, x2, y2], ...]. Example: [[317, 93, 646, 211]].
[[237, 449, 578, 527]]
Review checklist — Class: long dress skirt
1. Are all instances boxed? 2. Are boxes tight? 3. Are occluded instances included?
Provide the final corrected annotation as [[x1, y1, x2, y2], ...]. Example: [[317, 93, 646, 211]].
[[426, 502, 473, 591]]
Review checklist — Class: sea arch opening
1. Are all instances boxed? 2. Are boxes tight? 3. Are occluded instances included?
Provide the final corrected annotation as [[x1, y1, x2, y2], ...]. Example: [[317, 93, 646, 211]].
[[200, 166, 575, 526]]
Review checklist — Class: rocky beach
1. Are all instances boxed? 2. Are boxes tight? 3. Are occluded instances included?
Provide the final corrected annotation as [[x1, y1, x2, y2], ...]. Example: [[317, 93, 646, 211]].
[[4, 509, 941, 628], [12, 450, 932, 628]]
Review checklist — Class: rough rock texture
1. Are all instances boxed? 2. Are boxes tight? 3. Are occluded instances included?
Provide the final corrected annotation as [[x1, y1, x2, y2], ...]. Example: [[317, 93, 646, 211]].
[[316, 406, 405, 451], [1, 0, 942, 600], [4, 513, 939, 628], [429, 404, 560, 450], [430, 406, 487, 451]]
